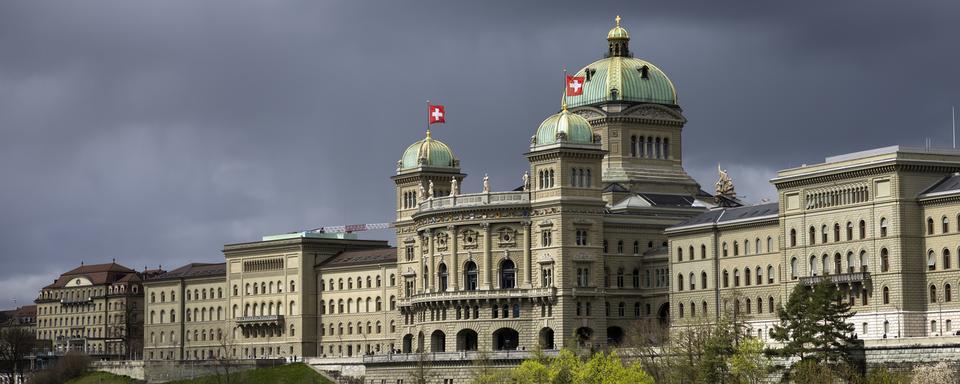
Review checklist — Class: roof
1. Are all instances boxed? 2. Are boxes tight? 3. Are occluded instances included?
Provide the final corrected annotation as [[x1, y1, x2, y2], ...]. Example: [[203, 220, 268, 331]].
[[610, 192, 706, 210], [399, 131, 457, 170], [567, 56, 677, 108], [43, 262, 141, 289], [148, 263, 226, 282], [533, 108, 595, 147], [321, 248, 396, 268], [919, 173, 960, 198], [603, 183, 630, 193], [670, 202, 780, 230]]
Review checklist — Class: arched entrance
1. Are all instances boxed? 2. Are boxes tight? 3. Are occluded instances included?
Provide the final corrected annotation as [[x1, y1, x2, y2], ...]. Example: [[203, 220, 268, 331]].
[[575, 327, 593, 348], [657, 303, 670, 326], [402, 334, 413, 353], [417, 331, 425, 353], [539, 327, 555, 350], [607, 326, 624, 346], [431, 330, 446, 352], [456, 329, 478, 351], [493, 328, 519, 350]]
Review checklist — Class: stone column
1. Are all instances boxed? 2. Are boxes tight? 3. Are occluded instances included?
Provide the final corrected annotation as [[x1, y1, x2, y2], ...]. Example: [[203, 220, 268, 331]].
[[449, 225, 458, 291], [426, 230, 434, 293], [523, 221, 532, 288], [482, 222, 492, 290]]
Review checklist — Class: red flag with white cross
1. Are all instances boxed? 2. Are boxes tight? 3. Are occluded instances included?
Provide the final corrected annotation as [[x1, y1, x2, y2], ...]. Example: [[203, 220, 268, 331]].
[[566, 75, 585, 96], [428, 104, 445, 124]]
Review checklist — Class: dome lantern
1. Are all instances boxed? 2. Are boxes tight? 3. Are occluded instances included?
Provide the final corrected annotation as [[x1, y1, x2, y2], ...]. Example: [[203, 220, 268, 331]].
[[607, 15, 630, 57]]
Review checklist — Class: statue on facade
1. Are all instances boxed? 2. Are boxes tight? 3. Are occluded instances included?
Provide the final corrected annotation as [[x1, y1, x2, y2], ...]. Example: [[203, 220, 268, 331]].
[[428, 180, 436, 199], [419, 182, 426, 202], [715, 164, 736, 198], [450, 177, 459, 196], [483, 174, 490, 193], [522, 171, 530, 191]]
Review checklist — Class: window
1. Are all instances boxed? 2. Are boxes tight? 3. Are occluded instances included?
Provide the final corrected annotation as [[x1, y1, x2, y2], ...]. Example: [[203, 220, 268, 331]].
[[928, 217, 935, 235], [541, 230, 552, 246], [632, 269, 640, 288], [603, 240, 608, 253], [689, 272, 695, 290], [744, 268, 751, 286], [733, 241, 739, 256], [859, 220, 866, 239], [929, 250, 937, 271], [821, 225, 828, 243], [944, 217, 950, 233], [701, 244, 707, 259], [500, 260, 516, 289], [617, 269, 625, 288], [617, 240, 623, 254], [756, 266, 762, 285], [633, 241, 639, 255], [438, 263, 448, 291], [464, 261, 478, 290], [834, 223, 840, 242], [945, 249, 953, 270], [881, 248, 889, 272], [722, 270, 729, 288], [575, 230, 588, 246], [931, 284, 938, 303], [880, 218, 888, 237], [790, 229, 797, 247], [677, 274, 684, 291], [722, 243, 728, 257], [947, 284, 953, 302], [810, 256, 818, 276], [846, 222, 853, 240], [809, 227, 816, 245], [701, 271, 707, 289], [768, 265, 775, 284]]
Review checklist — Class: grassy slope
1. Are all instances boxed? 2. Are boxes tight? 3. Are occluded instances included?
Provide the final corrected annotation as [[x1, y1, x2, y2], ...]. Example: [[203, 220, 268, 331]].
[[165, 363, 334, 384], [66, 371, 141, 384]]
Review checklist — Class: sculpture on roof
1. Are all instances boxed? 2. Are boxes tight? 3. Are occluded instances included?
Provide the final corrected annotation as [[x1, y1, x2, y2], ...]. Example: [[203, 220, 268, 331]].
[[419, 182, 426, 202], [428, 180, 435, 199], [483, 174, 490, 193], [522, 171, 530, 191], [715, 164, 736, 199], [450, 177, 459, 196]]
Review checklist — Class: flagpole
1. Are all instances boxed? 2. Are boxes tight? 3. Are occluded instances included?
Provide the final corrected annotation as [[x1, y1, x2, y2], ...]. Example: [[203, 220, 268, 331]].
[[426, 99, 431, 136], [562, 67, 568, 110]]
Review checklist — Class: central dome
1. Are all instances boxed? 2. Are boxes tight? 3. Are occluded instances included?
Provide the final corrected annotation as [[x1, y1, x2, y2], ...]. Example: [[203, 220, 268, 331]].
[[565, 16, 677, 108]]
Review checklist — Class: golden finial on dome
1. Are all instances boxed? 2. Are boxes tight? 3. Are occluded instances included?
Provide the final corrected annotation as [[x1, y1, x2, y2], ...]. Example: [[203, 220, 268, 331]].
[[615, 15, 621, 27]]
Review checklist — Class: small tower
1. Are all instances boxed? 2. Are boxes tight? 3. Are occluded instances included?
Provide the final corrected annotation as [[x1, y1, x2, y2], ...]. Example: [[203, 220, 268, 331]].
[[392, 130, 464, 223], [607, 15, 630, 57]]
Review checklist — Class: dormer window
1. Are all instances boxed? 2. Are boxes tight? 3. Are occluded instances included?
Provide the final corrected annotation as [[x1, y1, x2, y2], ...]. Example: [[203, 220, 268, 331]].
[[639, 65, 649, 79]]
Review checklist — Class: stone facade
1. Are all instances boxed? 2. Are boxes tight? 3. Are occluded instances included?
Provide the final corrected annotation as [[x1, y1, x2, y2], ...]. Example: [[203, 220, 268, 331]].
[[34, 262, 158, 359]]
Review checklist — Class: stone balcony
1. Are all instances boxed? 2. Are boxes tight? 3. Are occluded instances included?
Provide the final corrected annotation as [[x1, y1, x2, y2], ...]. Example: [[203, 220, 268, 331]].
[[399, 287, 556, 307], [61, 297, 93, 305], [800, 271, 871, 286], [416, 191, 530, 214], [235, 315, 284, 327]]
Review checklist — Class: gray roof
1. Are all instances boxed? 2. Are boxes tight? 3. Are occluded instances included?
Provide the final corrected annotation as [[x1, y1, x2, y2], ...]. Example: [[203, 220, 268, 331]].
[[148, 263, 226, 281], [920, 173, 960, 197], [321, 247, 396, 268], [670, 202, 779, 229]]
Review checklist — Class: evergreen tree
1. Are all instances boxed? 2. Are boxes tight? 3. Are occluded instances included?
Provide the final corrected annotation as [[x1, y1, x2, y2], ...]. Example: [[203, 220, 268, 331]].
[[772, 279, 856, 365]]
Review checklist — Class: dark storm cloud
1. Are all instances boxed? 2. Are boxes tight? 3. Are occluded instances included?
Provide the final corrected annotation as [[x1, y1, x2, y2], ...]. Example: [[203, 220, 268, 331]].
[[1, 0, 958, 305]]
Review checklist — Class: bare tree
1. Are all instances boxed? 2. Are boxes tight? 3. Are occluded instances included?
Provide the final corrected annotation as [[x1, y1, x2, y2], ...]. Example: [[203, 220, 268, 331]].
[[0, 327, 36, 383], [213, 327, 238, 384]]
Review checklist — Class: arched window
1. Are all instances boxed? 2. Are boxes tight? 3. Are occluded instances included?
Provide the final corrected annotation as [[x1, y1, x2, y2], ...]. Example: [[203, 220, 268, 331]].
[[858, 220, 866, 239], [859, 251, 868, 272], [756, 266, 762, 285], [846, 222, 853, 240], [745, 239, 751, 255], [722, 242, 728, 257], [438, 263, 448, 291], [809, 227, 817, 245], [945, 249, 952, 270], [677, 274, 684, 291], [880, 218, 888, 237], [722, 270, 729, 288], [733, 241, 739, 256], [834, 223, 840, 242], [630, 136, 637, 157], [881, 248, 890, 272], [882, 286, 890, 304], [701, 271, 707, 289], [810, 255, 818, 276], [733, 269, 740, 287], [790, 229, 797, 247], [928, 250, 937, 271], [633, 241, 639, 255], [821, 225, 828, 243], [465, 261, 478, 290], [930, 284, 938, 303], [767, 265, 775, 284], [677, 247, 683, 261], [791, 257, 798, 279], [617, 240, 623, 254], [744, 268, 751, 286], [500, 260, 516, 289], [944, 217, 950, 233], [928, 217, 935, 235], [701, 244, 707, 259], [947, 284, 953, 302]]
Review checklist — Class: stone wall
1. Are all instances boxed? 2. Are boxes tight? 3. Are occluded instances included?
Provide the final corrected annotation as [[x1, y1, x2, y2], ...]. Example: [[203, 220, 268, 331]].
[[92, 359, 284, 383], [92, 360, 145, 381]]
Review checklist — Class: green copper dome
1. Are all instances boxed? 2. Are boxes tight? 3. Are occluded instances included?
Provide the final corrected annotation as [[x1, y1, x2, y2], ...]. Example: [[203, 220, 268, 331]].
[[565, 57, 677, 108], [565, 16, 677, 108], [399, 131, 458, 170], [533, 108, 595, 146]]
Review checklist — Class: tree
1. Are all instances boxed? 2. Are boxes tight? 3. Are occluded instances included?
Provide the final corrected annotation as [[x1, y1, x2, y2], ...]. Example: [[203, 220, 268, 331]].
[[911, 362, 954, 384], [510, 359, 550, 384], [729, 337, 771, 384], [574, 350, 653, 384], [772, 279, 856, 365], [0, 326, 36, 384]]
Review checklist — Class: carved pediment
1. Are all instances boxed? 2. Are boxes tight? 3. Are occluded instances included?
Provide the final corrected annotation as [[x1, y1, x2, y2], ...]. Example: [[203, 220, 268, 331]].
[[622, 105, 685, 122], [572, 108, 605, 120]]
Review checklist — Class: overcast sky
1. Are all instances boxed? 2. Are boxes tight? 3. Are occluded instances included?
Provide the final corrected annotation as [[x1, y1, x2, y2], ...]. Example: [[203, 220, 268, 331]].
[[1, 1, 958, 307]]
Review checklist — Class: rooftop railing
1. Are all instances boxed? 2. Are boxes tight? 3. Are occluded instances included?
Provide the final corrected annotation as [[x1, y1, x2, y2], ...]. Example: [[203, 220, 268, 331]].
[[800, 272, 871, 286], [417, 191, 530, 213], [401, 287, 556, 306], [363, 349, 559, 364]]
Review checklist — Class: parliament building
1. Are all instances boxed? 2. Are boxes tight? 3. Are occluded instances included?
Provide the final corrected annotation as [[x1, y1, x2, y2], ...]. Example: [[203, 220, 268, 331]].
[[33, 16, 960, 381]]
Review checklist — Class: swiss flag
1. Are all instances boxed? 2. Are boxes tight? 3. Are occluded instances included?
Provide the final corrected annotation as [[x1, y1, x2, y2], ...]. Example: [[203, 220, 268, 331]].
[[566, 75, 585, 96], [428, 104, 445, 124]]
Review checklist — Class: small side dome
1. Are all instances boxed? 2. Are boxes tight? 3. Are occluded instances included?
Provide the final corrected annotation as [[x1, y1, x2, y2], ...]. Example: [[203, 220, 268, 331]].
[[607, 15, 629, 40], [532, 108, 595, 147], [399, 131, 458, 170]]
